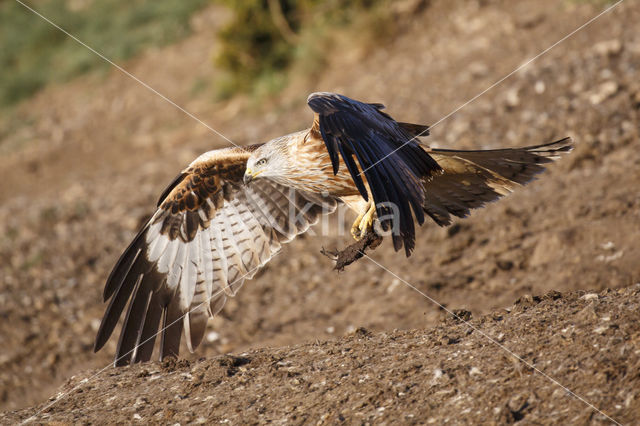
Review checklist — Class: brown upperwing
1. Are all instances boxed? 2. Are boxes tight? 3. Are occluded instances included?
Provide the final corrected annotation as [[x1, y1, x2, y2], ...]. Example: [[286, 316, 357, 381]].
[[155, 144, 262, 242]]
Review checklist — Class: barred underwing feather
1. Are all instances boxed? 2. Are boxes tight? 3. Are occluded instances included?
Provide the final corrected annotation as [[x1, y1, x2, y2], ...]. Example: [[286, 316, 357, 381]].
[[209, 292, 227, 318], [226, 201, 257, 272], [180, 236, 199, 309], [249, 183, 295, 240], [209, 224, 229, 294], [242, 188, 283, 254], [217, 206, 247, 294], [279, 189, 313, 232], [228, 198, 263, 267], [233, 194, 273, 264], [185, 247, 208, 353], [147, 221, 169, 262], [155, 231, 179, 274], [243, 185, 287, 239], [166, 241, 186, 290], [199, 229, 214, 312]]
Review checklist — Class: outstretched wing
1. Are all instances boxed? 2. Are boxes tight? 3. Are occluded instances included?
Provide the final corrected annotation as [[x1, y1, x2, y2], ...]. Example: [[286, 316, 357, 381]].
[[94, 145, 337, 366], [422, 138, 573, 226], [307, 92, 440, 255]]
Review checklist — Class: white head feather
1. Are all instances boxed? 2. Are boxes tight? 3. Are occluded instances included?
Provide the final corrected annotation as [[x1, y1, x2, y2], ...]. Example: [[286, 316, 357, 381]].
[[245, 131, 306, 185]]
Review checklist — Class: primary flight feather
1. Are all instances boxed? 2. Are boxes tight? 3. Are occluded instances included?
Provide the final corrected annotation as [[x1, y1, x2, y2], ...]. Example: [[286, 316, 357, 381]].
[[94, 92, 572, 365]]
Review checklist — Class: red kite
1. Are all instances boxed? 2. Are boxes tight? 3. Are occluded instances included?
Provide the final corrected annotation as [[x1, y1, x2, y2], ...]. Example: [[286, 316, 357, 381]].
[[94, 92, 572, 365]]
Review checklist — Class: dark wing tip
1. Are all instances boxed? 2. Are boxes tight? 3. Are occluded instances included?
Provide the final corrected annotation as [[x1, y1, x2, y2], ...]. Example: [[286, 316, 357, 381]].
[[94, 243, 151, 355], [518, 136, 574, 164], [520, 136, 573, 151], [536, 136, 574, 153]]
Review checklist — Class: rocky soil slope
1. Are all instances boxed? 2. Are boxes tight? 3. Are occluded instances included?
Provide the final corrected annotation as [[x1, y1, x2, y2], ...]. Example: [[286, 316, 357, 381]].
[[5, 287, 640, 424]]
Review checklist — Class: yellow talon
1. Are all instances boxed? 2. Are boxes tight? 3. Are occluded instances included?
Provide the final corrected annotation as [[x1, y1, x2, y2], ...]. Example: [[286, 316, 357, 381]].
[[350, 211, 365, 240], [351, 201, 376, 240], [359, 203, 376, 234]]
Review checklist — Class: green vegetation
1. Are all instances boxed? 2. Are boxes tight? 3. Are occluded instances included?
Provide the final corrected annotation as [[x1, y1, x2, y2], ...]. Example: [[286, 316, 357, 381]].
[[0, 0, 210, 108], [213, 0, 393, 99], [1, 0, 395, 108]]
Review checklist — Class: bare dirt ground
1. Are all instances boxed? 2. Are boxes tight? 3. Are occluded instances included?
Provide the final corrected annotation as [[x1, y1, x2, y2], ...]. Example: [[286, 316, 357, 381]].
[[4, 286, 640, 424], [1, 0, 639, 423]]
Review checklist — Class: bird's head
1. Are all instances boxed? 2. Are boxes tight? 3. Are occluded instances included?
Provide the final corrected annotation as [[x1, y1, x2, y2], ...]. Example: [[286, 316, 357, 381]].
[[243, 138, 291, 185]]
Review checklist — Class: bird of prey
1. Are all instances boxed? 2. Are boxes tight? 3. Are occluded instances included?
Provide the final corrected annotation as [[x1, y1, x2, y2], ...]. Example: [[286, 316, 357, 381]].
[[94, 92, 572, 366]]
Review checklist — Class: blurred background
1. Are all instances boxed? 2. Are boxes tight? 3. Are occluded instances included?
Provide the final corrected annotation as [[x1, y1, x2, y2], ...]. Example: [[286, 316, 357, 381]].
[[1, 0, 638, 412]]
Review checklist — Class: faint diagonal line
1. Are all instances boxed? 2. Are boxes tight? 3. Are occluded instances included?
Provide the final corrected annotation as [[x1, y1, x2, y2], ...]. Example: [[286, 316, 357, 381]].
[[14, 0, 242, 150], [362, 253, 621, 425], [356, 0, 625, 178], [20, 253, 276, 425]]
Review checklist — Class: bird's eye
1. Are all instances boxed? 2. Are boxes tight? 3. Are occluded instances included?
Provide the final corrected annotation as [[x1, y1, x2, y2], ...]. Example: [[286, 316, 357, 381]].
[[256, 158, 267, 167]]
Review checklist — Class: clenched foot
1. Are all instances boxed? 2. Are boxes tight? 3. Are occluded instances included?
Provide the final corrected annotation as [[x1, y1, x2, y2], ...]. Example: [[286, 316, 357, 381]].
[[350, 201, 376, 240]]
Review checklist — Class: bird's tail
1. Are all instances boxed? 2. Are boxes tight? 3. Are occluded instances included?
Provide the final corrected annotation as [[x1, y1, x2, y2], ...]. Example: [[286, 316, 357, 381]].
[[420, 137, 573, 226]]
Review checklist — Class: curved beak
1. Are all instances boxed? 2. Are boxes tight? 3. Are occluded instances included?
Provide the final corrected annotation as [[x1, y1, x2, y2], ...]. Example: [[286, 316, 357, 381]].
[[243, 168, 254, 185]]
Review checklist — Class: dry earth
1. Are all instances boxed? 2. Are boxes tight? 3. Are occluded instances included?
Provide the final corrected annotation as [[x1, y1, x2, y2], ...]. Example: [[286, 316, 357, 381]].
[[1, 0, 639, 423], [4, 287, 640, 424]]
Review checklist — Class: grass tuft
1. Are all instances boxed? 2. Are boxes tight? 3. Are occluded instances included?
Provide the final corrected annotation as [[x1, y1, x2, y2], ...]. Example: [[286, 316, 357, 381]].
[[212, 0, 395, 100], [0, 0, 210, 108]]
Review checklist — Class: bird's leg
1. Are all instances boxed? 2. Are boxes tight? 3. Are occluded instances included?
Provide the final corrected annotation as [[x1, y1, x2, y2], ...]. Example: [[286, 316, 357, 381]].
[[359, 201, 377, 236], [351, 200, 376, 240], [350, 208, 366, 240]]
